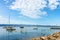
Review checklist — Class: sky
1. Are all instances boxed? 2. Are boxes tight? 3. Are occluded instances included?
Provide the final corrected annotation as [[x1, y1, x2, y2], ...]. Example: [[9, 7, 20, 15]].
[[0, 0, 60, 25]]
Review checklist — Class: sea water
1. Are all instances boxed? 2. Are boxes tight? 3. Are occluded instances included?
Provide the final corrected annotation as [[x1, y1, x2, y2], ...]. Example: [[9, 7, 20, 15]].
[[0, 27, 60, 40]]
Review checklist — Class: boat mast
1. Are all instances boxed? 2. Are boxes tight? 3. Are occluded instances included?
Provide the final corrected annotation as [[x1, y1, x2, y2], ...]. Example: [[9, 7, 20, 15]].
[[9, 13, 10, 24]]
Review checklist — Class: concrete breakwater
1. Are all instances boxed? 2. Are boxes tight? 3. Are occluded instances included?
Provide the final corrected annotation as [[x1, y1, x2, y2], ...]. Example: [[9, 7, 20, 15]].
[[32, 32, 60, 40]]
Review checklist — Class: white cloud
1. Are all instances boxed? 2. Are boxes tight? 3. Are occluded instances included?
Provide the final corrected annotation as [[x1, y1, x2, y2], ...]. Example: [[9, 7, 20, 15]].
[[3, 0, 9, 3], [0, 15, 8, 24], [48, 0, 59, 10], [0, 15, 18, 24], [0, 15, 34, 24], [9, 0, 60, 19], [9, 0, 47, 19]]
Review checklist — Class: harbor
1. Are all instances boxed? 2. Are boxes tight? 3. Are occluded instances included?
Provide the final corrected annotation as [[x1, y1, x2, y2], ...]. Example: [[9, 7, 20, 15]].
[[0, 25, 60, 40]]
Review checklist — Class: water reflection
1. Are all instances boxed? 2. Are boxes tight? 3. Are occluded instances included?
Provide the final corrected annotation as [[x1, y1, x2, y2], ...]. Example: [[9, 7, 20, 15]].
[[20, 26, 27, 34], [3, 27, 16, 40], [33, 27, 38, 30], [20, 26, 24, 33], [0, 27, 60, 40], [19, 26, 29, 40], [3, 27, 16, 32]]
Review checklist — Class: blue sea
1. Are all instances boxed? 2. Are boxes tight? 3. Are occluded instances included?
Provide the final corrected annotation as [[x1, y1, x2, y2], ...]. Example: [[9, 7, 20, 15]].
[[0, 26, 60, 40]]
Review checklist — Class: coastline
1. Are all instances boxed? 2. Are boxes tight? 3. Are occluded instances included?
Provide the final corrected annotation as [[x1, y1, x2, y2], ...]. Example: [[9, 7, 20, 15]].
[[32, 32, 60, 40]]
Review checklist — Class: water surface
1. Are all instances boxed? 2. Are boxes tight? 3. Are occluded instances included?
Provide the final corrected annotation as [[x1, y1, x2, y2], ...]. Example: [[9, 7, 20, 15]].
[[0, 27, 60, 40]]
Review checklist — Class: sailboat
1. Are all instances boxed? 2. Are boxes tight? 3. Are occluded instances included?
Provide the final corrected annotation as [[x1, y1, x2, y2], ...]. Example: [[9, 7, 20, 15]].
[[33, 27, 38, 30], [50, 27, 60, 30], [3, 13, 16, 31]]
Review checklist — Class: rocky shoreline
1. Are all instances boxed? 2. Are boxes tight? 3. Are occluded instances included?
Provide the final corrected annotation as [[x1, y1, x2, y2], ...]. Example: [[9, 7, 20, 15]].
[[32, 32, 60, 40]]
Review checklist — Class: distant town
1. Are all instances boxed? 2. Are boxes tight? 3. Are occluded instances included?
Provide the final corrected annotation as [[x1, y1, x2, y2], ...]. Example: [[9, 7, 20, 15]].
[[0, 24, 60, 27]]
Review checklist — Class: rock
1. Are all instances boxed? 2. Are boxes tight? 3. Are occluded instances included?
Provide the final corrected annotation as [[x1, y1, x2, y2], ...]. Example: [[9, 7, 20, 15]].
[[32, 37, 43, 40], [31, 32, 60, 40], [49, 35, 56, 40], [56, 38, 60, 40], [41, 36, 49, 40]]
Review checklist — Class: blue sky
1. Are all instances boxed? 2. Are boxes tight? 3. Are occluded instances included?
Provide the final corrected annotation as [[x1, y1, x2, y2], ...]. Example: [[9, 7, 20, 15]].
[[0, 0, 60, 25]]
